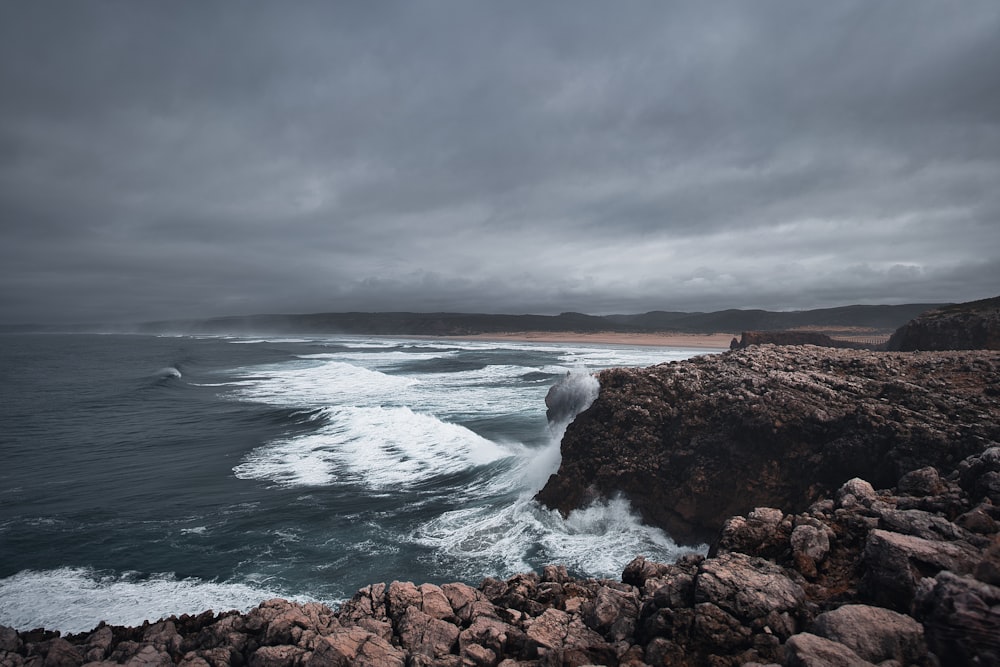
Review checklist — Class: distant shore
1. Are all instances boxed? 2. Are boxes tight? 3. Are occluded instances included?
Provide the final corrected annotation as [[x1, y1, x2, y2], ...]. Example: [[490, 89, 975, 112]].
[[431, 331, 736, 349]]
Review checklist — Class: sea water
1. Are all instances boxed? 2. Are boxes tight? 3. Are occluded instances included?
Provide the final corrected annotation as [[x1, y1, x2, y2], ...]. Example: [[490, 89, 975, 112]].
[[0, 333, 718, 633]]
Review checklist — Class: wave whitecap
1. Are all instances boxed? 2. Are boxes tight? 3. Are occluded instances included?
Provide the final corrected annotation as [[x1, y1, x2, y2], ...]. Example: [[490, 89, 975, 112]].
[[233, 405, 512, 488], [0, 568, 317, 635]]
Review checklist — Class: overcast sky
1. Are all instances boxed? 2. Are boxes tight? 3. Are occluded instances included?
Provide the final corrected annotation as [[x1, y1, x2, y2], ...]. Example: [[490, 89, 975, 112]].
[[1, 2, 998, 324]]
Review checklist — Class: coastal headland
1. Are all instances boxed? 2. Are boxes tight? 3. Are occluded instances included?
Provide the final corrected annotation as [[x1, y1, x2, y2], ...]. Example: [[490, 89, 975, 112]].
[[3, 298, 999, 665]]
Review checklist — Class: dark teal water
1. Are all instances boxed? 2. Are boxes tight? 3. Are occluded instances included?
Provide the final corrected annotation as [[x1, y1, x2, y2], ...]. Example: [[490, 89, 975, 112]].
[[0, 333, 711, 632]]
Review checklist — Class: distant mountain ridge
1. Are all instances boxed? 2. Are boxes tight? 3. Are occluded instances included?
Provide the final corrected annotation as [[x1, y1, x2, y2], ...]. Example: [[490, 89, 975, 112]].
[[126, 303, 943, 336]]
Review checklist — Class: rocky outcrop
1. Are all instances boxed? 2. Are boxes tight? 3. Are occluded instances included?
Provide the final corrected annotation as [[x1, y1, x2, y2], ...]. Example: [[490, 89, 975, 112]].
[[730, 331, 880, 350], [887, 295, 1000, 351], [3, 448, 999, 666], [535, 344, 1000, 544]]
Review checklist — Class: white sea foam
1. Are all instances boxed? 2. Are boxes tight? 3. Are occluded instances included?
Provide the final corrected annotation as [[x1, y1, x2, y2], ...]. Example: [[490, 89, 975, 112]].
[[414, 494, 704, 580], [231, 359, 416, 408], [234, 405, 513, 488], [0, 568, 318, 635]]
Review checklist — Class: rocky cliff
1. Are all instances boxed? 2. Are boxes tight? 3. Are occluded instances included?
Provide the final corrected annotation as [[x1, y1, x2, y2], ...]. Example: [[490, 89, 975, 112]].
[[536, 345, 1000, 545], [729, 331, 881, 350], [887, 295, 1000, 351], [3, 448, 998, 666]]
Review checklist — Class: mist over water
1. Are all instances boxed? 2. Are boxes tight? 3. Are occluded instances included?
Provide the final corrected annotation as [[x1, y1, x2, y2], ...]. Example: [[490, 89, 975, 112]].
[[0, 333, 716, 634]]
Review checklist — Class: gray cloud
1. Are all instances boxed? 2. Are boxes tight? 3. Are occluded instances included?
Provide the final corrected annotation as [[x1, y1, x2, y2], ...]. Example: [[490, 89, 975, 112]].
[[1, 1, 998, 325]]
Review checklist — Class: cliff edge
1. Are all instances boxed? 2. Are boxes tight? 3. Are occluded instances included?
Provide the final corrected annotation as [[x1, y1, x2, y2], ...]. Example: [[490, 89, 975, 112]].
[[887, 295, 1000, 351], [535, 345, 1000, 545]]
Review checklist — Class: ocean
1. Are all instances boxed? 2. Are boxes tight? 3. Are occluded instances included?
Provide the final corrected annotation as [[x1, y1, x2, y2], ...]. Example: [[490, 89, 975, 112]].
[[0, 333, 716, 634]]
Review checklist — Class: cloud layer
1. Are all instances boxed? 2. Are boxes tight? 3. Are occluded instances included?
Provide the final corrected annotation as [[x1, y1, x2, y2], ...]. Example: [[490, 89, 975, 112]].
[[1, 2, 998, 324]]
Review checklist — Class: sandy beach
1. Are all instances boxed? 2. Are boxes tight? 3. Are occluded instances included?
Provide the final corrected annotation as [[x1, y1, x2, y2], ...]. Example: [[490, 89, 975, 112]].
[[434, 331, 737, 349]]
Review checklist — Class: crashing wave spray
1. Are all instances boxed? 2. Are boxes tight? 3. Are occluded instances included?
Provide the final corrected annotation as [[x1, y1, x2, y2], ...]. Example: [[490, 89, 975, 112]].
[[522, 370, 600, 491]]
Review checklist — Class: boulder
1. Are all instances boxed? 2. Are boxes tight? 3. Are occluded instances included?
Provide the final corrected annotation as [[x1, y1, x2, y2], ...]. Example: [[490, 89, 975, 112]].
[[860, 528, 980, 610], [914, 571, 1000, 667], [811, 604, 925, 664], [784, 632, 875, 666]]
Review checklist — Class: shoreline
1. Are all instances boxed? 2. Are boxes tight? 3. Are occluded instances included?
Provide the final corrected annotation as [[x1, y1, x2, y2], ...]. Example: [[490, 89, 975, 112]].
[[428, 331, 736, 349]]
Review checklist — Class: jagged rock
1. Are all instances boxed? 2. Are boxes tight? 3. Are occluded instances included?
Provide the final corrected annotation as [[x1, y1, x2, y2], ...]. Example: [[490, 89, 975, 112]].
[[914, 570, 1000, 667], [789, 522, 831, 579], [536, 345, 1000, 544], [860, 528, 981, 610], [896, 467, 947, 497], [784, 632, 875, 666], [247, 644, 304, 667], [395, 606, 459, 659], [716, 507, 791, 559], [694, 553, 806, 630], [307, 626, 405, 667], [810, 604, 925, 664]]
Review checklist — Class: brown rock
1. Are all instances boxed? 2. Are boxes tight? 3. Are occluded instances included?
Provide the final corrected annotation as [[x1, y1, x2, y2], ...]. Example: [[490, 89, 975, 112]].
[[914, 570, 1000, 667], [396, 606, 459, 658], [811, 604, 925, 664], [307, 627, 405, 667], [784, 632, 875, 666], [860, 528, 980, 610], [536, 345, 1000, 544], [418, 583, 456, 622], [386, 581, 423, 622], [790, 523, 831, 578], [694, 553, 806, 626]]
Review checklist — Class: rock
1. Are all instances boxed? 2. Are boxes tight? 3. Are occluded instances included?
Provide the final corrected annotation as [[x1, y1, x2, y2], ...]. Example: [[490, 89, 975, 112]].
[[307, 627, 405, 667], [716, 508, 791, 559], [860, 528, 980, 610], [120, 644, 174, 666], [536, 345, 1000, 544], [396, 606, 459, 658], [40, 637, 83, 667], [811, 604, 925, 664], [784, 632, 875, 666], [0, 627, 21, 653], [732, 331, 877, 350], [914, 570, 1000, 667], [580, 585, 639, 642], [790, 523, 831, 578], [887, 296, 1000, 351], [694, 553, 806, 628], [835, 479, 877, 509], [896, 467, 947, 497]]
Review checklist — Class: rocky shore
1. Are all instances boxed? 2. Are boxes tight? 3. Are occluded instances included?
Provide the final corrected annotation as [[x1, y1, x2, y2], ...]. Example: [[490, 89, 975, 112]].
[[3, 445, 998, 666], [536, 345, 1000, 545], [5, 299, 999, 666]]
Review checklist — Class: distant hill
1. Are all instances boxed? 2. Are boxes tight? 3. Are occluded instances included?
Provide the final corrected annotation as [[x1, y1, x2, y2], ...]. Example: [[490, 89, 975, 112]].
[[606, 303, 941, 333], [127, 303, 944, 336]]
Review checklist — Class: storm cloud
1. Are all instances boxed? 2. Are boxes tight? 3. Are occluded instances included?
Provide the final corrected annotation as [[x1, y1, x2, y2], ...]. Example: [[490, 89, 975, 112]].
[[1, 1, 998, 324]]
